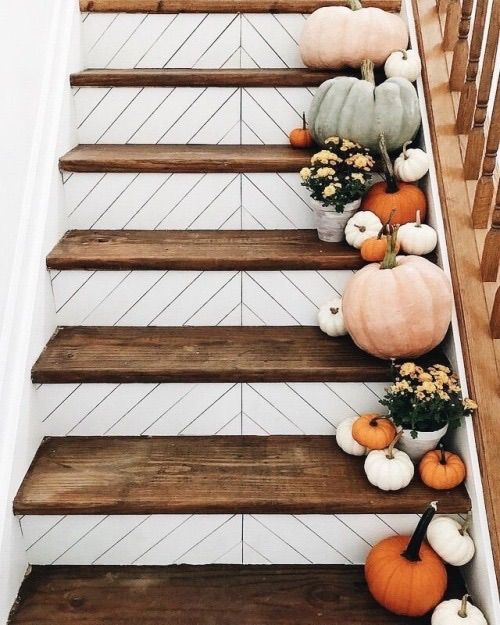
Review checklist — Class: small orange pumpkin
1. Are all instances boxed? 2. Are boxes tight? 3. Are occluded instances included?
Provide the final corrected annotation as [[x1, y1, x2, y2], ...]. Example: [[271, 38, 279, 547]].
[[419, 444, 466, 490], [289, 112, 314, 148], [361, 218, 400, 262], [351, 413, 396, 450], [365, 502, 447, 616]]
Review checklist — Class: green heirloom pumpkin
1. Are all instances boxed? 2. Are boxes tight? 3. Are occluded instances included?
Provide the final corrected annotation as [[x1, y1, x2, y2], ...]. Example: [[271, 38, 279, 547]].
[[309, 60, 421, 153]]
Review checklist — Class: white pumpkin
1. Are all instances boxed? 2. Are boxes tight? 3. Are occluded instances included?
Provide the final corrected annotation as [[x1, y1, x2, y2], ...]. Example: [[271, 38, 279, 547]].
[[394, 141, 430, 182], [345, 211, 382, 249], [432, 595, 487, 625], [427, 514, 475, 566], [384, 49, 422, 82], [364, 434, 414, 491], [398, 210, 437, 255], [336, 416, 367, 456], [318, 298, 347, 337]]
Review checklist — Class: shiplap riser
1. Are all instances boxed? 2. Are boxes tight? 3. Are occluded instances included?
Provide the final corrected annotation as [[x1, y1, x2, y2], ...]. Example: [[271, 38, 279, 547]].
[[18, 512, 421, 566]]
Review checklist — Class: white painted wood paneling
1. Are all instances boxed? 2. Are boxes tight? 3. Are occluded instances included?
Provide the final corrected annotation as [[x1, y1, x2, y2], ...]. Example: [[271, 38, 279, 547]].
[[241, 14, 306, 68]]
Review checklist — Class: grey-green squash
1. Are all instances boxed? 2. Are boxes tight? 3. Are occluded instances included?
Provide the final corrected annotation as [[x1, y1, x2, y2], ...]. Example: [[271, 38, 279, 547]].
[[309, 60, 421, 153]]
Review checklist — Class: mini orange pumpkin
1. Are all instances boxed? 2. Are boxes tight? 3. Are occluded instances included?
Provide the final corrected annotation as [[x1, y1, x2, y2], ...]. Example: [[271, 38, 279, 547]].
[[365, 502, 447, 616], [351, 413, 396, 450], [361, 134, 427, 224], [361, 218, 400, 262], [419, 444, 466, 490], [289, 112, 314, 148]]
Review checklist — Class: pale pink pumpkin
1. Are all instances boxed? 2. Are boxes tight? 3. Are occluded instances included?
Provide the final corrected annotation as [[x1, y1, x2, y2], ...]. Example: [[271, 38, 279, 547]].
[[300, 1, 408, 70], [342, 233, 452, 360]]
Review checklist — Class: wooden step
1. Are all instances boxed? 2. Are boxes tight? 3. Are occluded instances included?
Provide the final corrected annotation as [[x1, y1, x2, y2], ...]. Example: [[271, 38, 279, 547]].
[[31, 326, 447, 384], [9, 564, 464, 625], [14, 436, 470, 514], [70, 68, 385, 87], [80, 1, 402, 13], [47, 230, 365, 271]]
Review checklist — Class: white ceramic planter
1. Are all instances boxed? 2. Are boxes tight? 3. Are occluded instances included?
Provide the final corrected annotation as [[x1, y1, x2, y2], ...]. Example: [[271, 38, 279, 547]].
[[397, 423, 449, 462], [311, 198, 361, 242]]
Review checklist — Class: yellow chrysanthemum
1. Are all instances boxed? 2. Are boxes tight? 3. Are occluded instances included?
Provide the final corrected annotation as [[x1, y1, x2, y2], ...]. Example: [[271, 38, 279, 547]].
[[463, 398, 478, 410], [300, 167, 311, 180], [400, 362, 417, 376], [325, 136, 340, 144], [323, 184, 336, 197], [316, 167, 335, 178]]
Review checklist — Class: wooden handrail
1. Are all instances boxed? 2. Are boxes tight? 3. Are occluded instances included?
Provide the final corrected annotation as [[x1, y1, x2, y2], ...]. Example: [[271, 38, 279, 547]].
[[464, 0, 499, 179], [456, 0, 489, 133], [480, 185, 500, 281], [491, 286, 500, 338], [443, 0, 460, 50], [472, 80, 500, 227], [450, 0, 474, 90]]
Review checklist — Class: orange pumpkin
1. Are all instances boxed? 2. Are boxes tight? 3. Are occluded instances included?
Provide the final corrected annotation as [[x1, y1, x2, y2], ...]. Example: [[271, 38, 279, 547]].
[[419, 445, 466, 490], [289, 113, 314, 148], [365, 502, 447, 616], [361, 220, 400, 262], [361, 134, 427, 224], [351, 413, 396, 450]]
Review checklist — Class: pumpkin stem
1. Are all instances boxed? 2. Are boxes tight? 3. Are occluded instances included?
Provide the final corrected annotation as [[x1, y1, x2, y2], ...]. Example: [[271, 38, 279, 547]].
[[360, 59, 375, 85], [376, 209, 396, 239], [399, 49, 409, 61], [401, 502, 438, 562], [348, 0, 363, 11], [302, 112, 307, 130], [415, 209, 422, 227], [402, 140, 412, 159], [459, 511, 472, 536], [385, 431, 402, 459], [379, 133, 399, 194], [355, 224, 367, 233], [369, 415, 392, 427], [329, 307, 339, 315], [458, 594, 469, 618], [379, 226, 399, 270], [439, 443, 447, 465]]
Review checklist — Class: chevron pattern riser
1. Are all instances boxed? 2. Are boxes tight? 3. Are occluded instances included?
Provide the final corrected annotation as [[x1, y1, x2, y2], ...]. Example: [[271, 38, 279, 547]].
[[82, 13, 306, 69], [35, 382, 387, 436], [62, 172, 314, 230], [18, 513, 420, 565], [74, 87, 314, 145]]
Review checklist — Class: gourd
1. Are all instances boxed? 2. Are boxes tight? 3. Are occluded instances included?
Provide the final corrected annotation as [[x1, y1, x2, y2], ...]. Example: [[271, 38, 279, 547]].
[[384, 49, 422, 82], [308, 61, 421, 153], [352, 413, 396, 449], [394, 141, 430, 182], [318, 298, 347, 337], [289, 112, 314, 148], [364, 433, 414, 491], [419, 445, 466, 490], [365, 502, 447, 616], [427, 513, 475, 566], [342, 229, 453, 359], [300, 0, 408, 70], [345, 211, 382, 249], [432, 595, 488, 625], [398, 210, 437, 255], [336, 416, 367, 456], [361, 135, 428, 224]]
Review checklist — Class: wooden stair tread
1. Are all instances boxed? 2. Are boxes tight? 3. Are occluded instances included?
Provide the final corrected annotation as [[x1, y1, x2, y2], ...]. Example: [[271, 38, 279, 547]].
[[80, 1, 402, 13], [47, 230, 365, 270], [14, 436, 470, 514], [31, 326, 447, 384]]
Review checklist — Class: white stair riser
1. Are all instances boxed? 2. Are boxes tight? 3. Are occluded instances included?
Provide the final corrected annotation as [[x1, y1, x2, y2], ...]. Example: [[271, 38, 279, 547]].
[[74, 87, 314, 145], [82, 13, 306, 69], [62, 172, 314, 230], [18, 513, 419, 565], [50, 269, 352, 327], [35, 382, 387, 436]]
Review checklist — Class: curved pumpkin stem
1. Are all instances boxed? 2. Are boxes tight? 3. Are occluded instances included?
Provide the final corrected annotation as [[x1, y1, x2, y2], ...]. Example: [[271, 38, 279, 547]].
[[348, 0, 363, 10], [385, 431, 402, 460], [402, 140, 412, 159], [401, 502, 438, 562], [376, 209, 396, 239], [458, 594, 469, 618], [459, 511, 472, 536], [379, 226, 399, 270], [378, 133, 399, 194]]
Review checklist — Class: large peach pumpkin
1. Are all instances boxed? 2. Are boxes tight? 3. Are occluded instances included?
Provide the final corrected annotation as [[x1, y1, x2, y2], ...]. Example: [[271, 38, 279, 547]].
[[300, 0, 408, 69], [342, 230, 452, 359]]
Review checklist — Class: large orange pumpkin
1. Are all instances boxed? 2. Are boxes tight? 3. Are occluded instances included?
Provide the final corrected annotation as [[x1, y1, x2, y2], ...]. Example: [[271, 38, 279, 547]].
[[365, 502, 447, 616], [419, 445, 466, 490], [351, 413, 396, 450]]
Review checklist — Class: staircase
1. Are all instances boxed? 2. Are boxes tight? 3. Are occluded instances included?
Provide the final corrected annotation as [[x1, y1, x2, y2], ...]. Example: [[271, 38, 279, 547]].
[[6, 0, 486, 623]]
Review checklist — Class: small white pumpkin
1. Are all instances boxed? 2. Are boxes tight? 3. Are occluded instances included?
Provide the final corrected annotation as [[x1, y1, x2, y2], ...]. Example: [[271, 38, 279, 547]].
[[336, 416, 367, 456], [398, 210, 437, 255], [427, 514, 475, 566], [394, 141, 430, 182], [364, 433, 414, 491], [384, 49, 422, 82], [318, 298, 347, 337], [432, 595, 487, 625], [345, 211, 382, 249]]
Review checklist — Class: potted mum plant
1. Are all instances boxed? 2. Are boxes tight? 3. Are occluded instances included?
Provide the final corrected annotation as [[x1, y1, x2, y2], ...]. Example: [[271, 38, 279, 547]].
[[300, 137, 375, 242], [380, 362, 477, 461]]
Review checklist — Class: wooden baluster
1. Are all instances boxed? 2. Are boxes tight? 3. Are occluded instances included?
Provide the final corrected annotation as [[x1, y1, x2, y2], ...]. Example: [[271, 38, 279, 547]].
[[481, 185, 500, 281], [464, 0, 499, 178], [471, 81, 500, 227], [443, 0, 461, 51], [491, 286, 500, 338], [456, 0, 489, 133], [450, 0, 474, 90]]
